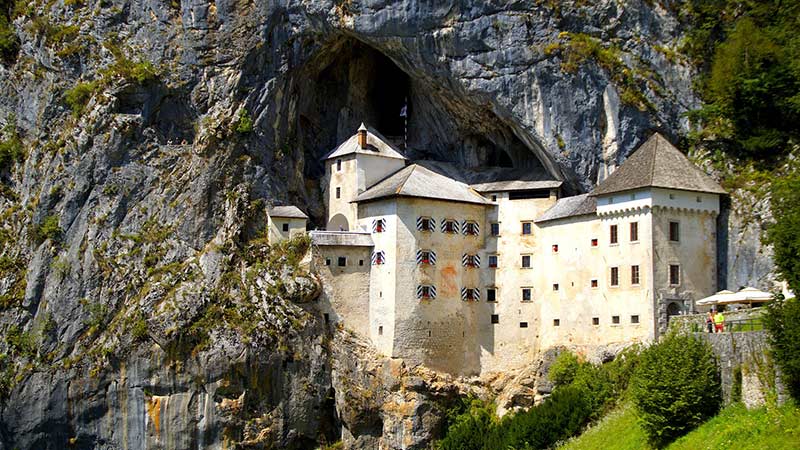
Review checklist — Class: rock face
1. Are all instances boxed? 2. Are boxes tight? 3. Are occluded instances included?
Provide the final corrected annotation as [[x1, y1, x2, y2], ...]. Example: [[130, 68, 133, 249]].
[[0, 0, 775, 448]]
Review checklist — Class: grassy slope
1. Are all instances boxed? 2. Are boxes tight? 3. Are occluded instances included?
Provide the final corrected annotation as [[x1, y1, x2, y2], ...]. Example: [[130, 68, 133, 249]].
[[559, 402, 800, 450]]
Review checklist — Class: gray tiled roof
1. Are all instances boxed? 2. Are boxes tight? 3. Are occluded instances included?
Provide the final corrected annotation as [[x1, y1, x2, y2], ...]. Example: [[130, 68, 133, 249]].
[[535, 194, 597, 223], [267, 205, 308, 219], [323, 125, 407, 161], [353, 164, 493, 205], [310, 231, 374, 247], [592, 133, 726, 196], [471, 179, 562, 192]]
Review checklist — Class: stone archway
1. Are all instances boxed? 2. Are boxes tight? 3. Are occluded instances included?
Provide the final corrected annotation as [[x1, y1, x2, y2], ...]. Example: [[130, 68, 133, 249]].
[[327, 213, 349, 231]]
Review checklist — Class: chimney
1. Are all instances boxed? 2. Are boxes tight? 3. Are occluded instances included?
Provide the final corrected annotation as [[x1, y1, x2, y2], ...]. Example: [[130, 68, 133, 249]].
[[358, 123, 368, 149]]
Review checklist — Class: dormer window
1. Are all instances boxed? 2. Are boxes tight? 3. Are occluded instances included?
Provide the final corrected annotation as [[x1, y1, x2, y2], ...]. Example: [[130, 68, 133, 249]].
[[442, 219, 459, 234], [463, 221, 480, 236], [372, 218, 386, 233], [417, 285, 436, 299], [462, 254, 480, 268], [461, 288, 480, 302], [416, 249, 436, 265], [417, 217, 436, 232], [371, 251, 386, 265]]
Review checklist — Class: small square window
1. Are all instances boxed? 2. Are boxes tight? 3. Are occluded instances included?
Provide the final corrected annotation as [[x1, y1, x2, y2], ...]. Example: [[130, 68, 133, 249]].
[[463, 221, 480, 236], [631, 315, 640, 324], [521, 255, 531, 268], [359, 259, 364, 266], [491, 195, 497, 202], [373, 218, 386, 233], [418, 217, 435, 232], [417, 250, 436, 265], [552, 283, 559, 291], [463, 254, 480, 268], [696, 196, 702, 203], [442, 219, 459, 234], [612, 315, 620, 324], [491, 314, 499, 324], [488, 255, 498, 268], [610, 267, 619, 286], [462, 288, 479, 301], [553, 319, 560, 327], [522, 288, 532, 302], [591, 279, 598, 288], [418, 285, 436, 299], [520, 322, 528, 328], [669, 193, 676, 200], [486, 288, 497, 302], [337, 257, 346, 267], [282, 223, 289, 232], [521, 222, 532, 235], [335, 187, 341, 199], [591, 238, 598, 247], [610, 224, 618, 244], [325, 258, 331, 266], [490, 223, 500, 236], [592, 317, 599, 326], [552, 244, 559, 253]]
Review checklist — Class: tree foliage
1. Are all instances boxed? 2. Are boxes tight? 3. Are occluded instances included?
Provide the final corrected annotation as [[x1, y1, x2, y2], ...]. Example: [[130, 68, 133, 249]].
[[765, 172, 800, 295], [683, 0, 800, 162], [632, 333, 722, 447], [764, 295, 800, 401]]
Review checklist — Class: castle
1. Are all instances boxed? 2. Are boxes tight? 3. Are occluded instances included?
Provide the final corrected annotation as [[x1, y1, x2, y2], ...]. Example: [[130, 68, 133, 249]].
[[304, 124, 725, 376]]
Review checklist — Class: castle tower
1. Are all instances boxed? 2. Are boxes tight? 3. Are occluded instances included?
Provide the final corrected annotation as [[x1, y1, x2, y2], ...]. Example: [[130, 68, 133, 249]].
[[322, 123, 407, 231]]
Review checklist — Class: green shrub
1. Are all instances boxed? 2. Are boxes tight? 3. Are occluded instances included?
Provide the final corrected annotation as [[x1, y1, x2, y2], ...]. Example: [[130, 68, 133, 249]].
[[0, 119, 24, 171], [32, 214, 62, 244], [437, 397, 496, 450], [764, 296, 800, 401], [632, 333, 721, 447], [234, 108, 254, 134], [65, 81, 100, 116], [765, 172, 800, 295]]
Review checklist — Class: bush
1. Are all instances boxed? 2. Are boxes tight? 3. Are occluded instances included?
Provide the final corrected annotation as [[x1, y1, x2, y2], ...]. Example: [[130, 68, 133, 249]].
[[437, 397, 496, 450], [65, 81, 100, 116], [31, 214, 62, 244], [0, 119, 24, 171], [765, 172, 800, 295], [764, 296, 800, 401], [632, 333, 722, 447], [234, 108, 254, 134]]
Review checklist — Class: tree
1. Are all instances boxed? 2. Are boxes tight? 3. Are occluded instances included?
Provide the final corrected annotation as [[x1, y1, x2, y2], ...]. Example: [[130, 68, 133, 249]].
[[764, 296, 800, 401], [765, 172, 800, 295], [632, 333, 721, 447]]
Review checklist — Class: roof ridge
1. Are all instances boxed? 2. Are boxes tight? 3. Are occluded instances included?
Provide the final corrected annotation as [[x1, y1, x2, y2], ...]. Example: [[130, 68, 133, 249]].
[[649, 134, 659, 185], [396, 165, 418, 194]]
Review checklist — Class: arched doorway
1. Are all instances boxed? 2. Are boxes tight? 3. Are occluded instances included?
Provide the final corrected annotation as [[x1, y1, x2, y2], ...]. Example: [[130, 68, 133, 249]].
[[667, 301, 682, 317], [327, 213, 349, 231]]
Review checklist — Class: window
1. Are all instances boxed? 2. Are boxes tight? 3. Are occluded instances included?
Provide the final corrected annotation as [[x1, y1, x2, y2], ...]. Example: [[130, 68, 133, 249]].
[[337, 257, 346, 267], [669, 221, 680, 242], [486, 288, 497, 302], [336, 159, 342, 171], [282, 223, 289, 232], [462, 254, 480, 268], [372, 218, 386, 233], [335, 187, 341, 199], [521, 222, 532, 235], [491, 314, 500, 324], [359, 259, 364, 266], [591, 279, 598, 288], [610, 267, 619, 286], [669, 264, 680, 285], [612, 315, 620, 324], [509, 189, 550, 200], [378, 325, 383, 335], [325, 258, 331, 266], [488, 255, 498, 268], [610, 224, 618, 244], [371, 251, 385, 265], [463, 221, 480, 236], [630, 222, 639, 242], [521, 255, 531, 268], [631, 315, 640, 324], [552, 244, 559, 253], [461, 288, 480, 301], [417, 285, 437, 299], [442, 219, 459, 234], [631, 265, 640, 285], [417, 217, 435, 232], [696, 196, 702, 203], [521, 288, 532, 302], [490, 223, 500, 236], [591, 238, 598, 247], [491, 195, 497, 202], [416, 249, 436, 266], [553, 319, 560, 327], [520, 322, 528, 328], [552, 283, 559, 291], [592, 317, 600, 325]]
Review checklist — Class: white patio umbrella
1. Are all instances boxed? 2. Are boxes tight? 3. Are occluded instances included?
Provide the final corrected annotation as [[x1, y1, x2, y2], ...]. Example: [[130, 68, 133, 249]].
[[696, 290, 736, 306], [729, 287, 774, 305]]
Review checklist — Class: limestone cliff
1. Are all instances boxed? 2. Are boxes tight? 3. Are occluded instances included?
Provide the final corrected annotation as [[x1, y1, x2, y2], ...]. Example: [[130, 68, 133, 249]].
[[0, 0, 776, 448]]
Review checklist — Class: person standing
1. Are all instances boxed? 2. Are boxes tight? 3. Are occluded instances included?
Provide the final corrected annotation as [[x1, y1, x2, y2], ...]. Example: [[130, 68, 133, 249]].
[[706, 310, 715, 333], [714, 310, 725, 333]]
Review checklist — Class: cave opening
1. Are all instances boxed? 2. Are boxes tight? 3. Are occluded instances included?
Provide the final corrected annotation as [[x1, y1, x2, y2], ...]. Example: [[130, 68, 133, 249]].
[[290, 36, 557, 185]]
